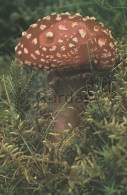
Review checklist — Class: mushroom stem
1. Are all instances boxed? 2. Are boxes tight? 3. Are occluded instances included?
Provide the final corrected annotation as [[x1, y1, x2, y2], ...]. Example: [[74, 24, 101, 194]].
[[53, 94, 79, 133], [48, 68, 91, 140]]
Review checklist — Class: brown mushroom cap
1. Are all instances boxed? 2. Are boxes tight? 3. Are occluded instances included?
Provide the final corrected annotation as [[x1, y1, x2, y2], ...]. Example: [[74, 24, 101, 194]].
[[15, 13, 116, 70]]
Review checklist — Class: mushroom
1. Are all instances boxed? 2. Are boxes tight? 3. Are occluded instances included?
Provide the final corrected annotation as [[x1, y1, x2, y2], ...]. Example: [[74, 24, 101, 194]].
[[15, 13, 116, 141]]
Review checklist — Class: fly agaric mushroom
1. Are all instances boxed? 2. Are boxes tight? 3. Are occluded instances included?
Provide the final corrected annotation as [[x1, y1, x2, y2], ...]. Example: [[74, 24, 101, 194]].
[[15, 13, 116, 140]]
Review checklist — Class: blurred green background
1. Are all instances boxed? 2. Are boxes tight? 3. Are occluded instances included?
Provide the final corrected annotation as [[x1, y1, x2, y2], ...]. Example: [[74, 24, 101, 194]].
[[0, 0, 127, 75]]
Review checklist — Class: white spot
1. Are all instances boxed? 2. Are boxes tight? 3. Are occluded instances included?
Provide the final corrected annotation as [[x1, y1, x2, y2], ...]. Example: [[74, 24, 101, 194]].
[[61, 46, 65, 51], [58, 39, 63, 43], [65, 52, 71, 58], [26, 34, 31, 39], [75, 13, 82, 17], [68, 15, 75, 19], [31, 54, 36, 59], [61, 12, 70, 15], [86, 16, 91, 20], [22, 32, 27, 36], [40, 25, 46, 30], [21, 44, 23, 48], [49, 55, 54, 59], [75, 55, 80, 59], [84, 16, 95, 21], [82, 18, 87, 21], [111, 58, 115, 62], [72, 37, 78, 43], [32, 38, 38, 45], [82, 16, 90, 21], [103, 49, 107, 52], [46, 32, 54, 38], [50, 46, 56, 51], [90, 17, 96, 20], [32, 63, 37, 66], [69, 43, 75, 48], [71, 22, 78, 28], [94, 26, 99, 32], [38, 19, 41, 21], [15, 46, 18, 51], [89, 39, 93, 44], [101, 52, 112, 58], [78, 29, 86, 38], [24, 48, 28, 54], [31, 23, 37, 28], [35, 50, 40, 55], [91, 53, 97, 58], [51, 64, 56, 68], [44, 66, 50, 69], [58, 25, 68, 30], [17, 50, 22, 55], [74, 48, 78, 53], [63, 54, 69, 58], [56, 15, 62, 21], [109, 42, 115, 48], [42, 47, 47, 51], [41, 59, 45, 62], [51, 12, 57, 15], [43, 15, 50, 20], [24, 60, 31, 64], [99, 22, 104, 27], [90, 47, 98, 53], [56, 53, 61, 58], [102, 29, 109, 35], [70, 50, 75, 54], [98, 38, 107, 47], [38, 64, 43, 68], [94, 59, 97, 64], [109, 32, 113, 39]]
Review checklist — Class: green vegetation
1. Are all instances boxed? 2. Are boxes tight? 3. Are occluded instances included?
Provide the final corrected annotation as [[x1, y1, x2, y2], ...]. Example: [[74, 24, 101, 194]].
[[0, 0, 127, 194]]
